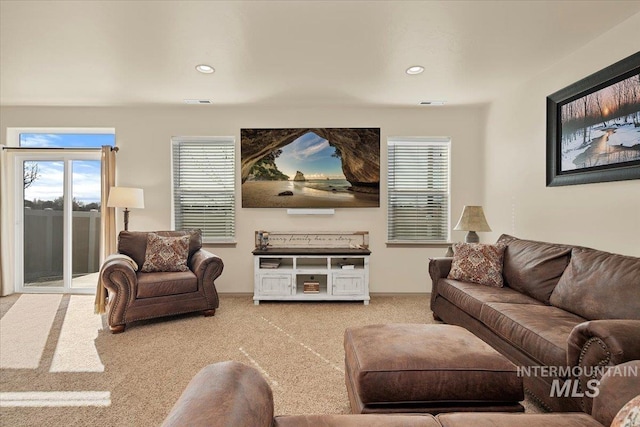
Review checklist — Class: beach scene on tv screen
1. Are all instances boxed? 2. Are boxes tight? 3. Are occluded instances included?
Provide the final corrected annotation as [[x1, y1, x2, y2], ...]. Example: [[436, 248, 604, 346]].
[[241, 128, 380, 208]]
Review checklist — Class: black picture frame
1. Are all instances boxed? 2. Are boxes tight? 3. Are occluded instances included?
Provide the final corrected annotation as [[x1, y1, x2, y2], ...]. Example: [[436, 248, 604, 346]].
[[546, 51, 640, 187]]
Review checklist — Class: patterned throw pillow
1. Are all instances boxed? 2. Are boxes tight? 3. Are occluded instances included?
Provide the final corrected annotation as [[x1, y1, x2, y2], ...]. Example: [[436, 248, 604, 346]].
[[141, 233, 190, 273], [447, 243, 507, 287], [611, 395, 640, 427]]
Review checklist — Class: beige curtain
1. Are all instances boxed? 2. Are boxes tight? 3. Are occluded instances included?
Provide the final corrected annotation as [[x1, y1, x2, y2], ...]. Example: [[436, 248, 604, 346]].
[[0, 146, 9, 296], [95, 145, 117, 314]]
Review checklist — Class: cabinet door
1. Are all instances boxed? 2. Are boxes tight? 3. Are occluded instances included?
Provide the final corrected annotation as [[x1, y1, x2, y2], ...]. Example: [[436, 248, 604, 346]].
[[259, 275, 293, 296], [332, 274, 364, 296]]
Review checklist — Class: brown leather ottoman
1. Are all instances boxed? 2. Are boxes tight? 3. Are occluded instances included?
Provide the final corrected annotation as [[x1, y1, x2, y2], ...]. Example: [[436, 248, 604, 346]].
[[344, 324, 524, 414]]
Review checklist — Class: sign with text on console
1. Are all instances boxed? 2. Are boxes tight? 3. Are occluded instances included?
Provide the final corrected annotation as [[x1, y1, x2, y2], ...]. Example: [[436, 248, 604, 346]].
[[254, 231, 369, 249]]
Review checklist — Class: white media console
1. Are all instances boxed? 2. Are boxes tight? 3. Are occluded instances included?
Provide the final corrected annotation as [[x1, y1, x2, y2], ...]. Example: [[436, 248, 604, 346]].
[[252, 231, 370, 305]]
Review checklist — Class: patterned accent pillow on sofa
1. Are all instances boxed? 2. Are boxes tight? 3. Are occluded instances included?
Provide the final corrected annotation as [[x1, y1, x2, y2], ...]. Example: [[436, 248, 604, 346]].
[[610, 395, 640, 427], [447, 243, 507, 287], [141, 233, 190, 273]]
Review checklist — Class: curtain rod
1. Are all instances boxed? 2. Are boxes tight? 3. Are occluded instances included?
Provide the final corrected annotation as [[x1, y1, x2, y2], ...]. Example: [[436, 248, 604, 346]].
[[1, 146, 118, 152]]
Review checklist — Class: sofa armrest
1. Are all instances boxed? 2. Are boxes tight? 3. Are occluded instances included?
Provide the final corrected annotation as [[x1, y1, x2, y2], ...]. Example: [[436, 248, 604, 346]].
[[568, 320, 640, 368], [161, 361, 274, 427], [567, 320, 640, 413], [190, 249, 223, 309], [428, 257, 453, 309], [591, 360, 640, 427], [100, 258, 138, 328]]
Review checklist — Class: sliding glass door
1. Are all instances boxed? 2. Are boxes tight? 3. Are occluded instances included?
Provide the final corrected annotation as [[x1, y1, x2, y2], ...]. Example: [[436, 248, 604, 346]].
[[71, 160, 102, 290], [22, 160, 65, 289], [16, 153, 102, 293]]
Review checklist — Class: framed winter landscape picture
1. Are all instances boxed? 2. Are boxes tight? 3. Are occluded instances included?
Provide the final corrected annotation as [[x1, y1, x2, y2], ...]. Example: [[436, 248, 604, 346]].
[[546, 51, 640, 186], [241, 128, 380, 208]]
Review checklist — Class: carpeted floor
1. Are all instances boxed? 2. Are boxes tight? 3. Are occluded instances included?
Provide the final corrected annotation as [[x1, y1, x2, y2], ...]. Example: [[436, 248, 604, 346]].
[[1, 294, 544, 426]]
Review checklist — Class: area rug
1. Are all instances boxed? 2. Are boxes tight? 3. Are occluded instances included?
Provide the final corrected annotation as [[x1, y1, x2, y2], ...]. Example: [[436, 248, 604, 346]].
[[0, 294, 543, 426]]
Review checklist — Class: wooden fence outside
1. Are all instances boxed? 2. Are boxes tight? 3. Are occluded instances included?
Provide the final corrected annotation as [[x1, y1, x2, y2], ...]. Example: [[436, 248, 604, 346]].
[[24, 208, 100, 282]]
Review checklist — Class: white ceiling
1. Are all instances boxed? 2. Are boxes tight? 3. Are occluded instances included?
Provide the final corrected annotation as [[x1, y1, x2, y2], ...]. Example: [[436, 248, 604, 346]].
[[1, 0, 639, 107]]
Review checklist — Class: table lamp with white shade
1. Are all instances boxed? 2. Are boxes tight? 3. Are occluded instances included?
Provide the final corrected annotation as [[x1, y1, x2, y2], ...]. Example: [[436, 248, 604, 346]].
[[107, 187, 145, 231], [453, 205, 491, 243]]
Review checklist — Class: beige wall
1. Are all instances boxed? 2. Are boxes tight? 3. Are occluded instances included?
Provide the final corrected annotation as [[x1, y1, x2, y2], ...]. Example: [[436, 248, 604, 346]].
[[3, 13, 638, 297], [1, 105, 486, 294], [483, 14, 640, 256]]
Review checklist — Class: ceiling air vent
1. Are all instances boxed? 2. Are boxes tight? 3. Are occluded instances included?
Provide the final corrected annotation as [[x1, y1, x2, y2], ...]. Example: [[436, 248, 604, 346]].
[[184, 99, 213, 104], [420, 101, 446, 106]]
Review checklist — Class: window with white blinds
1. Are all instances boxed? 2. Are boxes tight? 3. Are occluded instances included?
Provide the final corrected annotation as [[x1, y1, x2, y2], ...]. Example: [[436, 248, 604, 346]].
[[171, 137, 236, 243], [387, 137, 450, 243]]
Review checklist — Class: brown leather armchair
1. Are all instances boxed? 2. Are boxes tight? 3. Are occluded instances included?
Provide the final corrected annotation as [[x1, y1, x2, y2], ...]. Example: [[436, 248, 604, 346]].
[[100, 230, 223, 333]]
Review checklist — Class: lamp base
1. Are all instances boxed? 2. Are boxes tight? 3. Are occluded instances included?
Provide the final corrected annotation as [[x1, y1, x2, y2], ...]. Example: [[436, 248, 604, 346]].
[[123, 208, 130, 231], [464, 231, 479, 243]]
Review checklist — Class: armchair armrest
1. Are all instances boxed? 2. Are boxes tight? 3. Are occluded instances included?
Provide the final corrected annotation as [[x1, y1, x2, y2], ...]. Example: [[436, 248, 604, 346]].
[[190, 249, 223, 309], [100, 257, 138, 330], [567, 320, 640, 413], [428, 257, 453, 308], [161, 361, 274, 427]]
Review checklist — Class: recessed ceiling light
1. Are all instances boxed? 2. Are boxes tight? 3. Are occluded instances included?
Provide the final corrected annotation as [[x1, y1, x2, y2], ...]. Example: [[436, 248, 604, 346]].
[[406, 65, 425, 75], [420, 100, 446, 105], [195, 64, 215, 74]]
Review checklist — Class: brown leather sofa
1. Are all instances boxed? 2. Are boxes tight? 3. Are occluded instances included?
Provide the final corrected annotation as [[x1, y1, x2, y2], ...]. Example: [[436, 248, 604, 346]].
[[161, 360, 640, 427], [100, 230, 223, 333], [429, 234, 640, 413]]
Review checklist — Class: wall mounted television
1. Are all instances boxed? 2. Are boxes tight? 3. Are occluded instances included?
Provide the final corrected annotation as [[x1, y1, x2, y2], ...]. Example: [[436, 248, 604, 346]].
[[241, 128, 380, 208]]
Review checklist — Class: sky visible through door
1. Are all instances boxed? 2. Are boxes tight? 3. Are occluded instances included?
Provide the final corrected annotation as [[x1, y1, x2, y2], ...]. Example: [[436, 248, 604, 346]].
[[20, 133, 114, 206]]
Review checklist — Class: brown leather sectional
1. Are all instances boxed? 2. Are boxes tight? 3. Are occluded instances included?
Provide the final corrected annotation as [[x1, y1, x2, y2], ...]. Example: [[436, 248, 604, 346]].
[[161, 360, 640, 427], [429, 234, 640, 412]]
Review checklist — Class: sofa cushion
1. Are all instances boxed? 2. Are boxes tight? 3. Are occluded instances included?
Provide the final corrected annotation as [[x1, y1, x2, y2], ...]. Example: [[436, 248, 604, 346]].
[[141, 233, 190, 272], [549, 248, 640, 320], [498, 234, 571, 304], [437, 279, 544, 320], [118, 229, 202, 268], [479, 302, 586, 367], [437, 413, 603, 427], [275, 414, 441, 427], [136, 271, 198, 298], [448, 243, 506, 287]]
